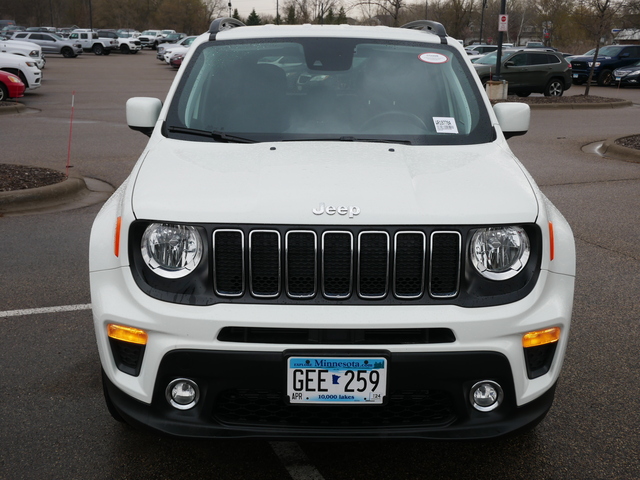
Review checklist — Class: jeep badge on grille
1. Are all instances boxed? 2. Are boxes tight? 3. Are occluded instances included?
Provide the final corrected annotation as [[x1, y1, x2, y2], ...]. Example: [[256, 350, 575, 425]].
[[312, 203, 361, 218]]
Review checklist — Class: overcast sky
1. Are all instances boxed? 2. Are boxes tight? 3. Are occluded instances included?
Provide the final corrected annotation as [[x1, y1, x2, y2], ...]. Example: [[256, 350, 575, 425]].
[[228, 0, 280, 18]]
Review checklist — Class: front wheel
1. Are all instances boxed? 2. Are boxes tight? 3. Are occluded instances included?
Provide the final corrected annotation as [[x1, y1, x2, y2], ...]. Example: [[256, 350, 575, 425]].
[[544, 79, 564, 97], [597, 70, 613, 86], [93, 44, 104, 55], [0, 83, 8, 102], [61, 47, 74, 58], [120, 44, 130, 54]]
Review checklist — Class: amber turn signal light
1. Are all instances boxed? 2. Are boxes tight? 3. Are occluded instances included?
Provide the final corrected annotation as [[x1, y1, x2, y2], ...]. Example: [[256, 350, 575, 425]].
[[107, 324, 148, 345], [523, 327, 561, 348]]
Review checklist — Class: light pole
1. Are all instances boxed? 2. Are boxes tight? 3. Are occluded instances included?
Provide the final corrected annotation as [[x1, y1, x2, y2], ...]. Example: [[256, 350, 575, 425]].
[[479, 0, 488, 44]]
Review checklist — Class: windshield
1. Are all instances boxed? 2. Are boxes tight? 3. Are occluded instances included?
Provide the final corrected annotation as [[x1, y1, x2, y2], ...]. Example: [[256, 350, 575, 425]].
[[166, 38, 492, 145], [597, 46, 623, 56], [474, 51, 502, 65]]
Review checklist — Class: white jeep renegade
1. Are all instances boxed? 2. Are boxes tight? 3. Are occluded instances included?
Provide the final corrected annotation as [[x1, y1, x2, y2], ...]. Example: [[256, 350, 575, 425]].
[[90, 18, 575, 440]]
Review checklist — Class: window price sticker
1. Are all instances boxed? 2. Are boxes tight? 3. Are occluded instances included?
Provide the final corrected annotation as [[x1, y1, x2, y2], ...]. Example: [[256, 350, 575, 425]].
[[433, 117, 459, 134]]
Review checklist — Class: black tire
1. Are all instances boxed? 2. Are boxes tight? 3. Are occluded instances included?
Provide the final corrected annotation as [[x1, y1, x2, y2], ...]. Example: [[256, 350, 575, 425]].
[[597, 69, 613, 86], [93, 44, 104, 55], [120, 44, 130, 54], [61, 47, 74, 58], [0, 83, 8, 102], [544, 79, 564, 97], [152, 41, 158, 50]]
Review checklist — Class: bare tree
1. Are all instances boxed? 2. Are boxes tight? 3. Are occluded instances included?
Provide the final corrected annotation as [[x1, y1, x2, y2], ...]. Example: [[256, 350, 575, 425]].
[[574, 0, 625, 95]]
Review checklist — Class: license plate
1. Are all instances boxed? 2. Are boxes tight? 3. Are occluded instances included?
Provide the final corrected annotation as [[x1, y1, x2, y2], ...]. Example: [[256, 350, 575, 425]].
[[572, 73, 578, 78], [287, 356, 387, 404], [615, 77, 621, 81]]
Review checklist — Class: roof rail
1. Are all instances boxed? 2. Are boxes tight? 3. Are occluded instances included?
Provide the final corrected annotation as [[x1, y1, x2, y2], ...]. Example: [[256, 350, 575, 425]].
[[400, 20, 447, 44], [208, 17, 245, 41]]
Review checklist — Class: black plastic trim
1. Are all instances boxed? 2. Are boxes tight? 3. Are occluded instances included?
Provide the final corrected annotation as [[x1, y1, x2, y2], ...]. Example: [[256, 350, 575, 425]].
[[101, 349, 558, 440], [128, 221, 542, 308]]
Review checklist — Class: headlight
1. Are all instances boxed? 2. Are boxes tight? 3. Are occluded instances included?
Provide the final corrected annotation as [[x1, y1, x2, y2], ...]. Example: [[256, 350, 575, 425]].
[[627, 70, 640, 77], [25, 61, 36, 67], [7, 74, 20, 83], [141, 223, 203, 278], [470, 226, 530, 280]]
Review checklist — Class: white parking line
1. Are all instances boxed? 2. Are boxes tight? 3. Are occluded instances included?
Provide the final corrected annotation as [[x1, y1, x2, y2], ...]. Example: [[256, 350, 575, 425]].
[[0, 304, 92, 318], [270, 442, 326, 480]]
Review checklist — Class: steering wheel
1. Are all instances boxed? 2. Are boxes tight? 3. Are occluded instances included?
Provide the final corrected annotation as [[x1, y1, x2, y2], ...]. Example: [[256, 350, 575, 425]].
[[361, 111, 429, 133]]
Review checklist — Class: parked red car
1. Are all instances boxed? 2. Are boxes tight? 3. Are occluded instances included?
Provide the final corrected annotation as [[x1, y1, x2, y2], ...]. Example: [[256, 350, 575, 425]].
[[0, 70, 25, 101]]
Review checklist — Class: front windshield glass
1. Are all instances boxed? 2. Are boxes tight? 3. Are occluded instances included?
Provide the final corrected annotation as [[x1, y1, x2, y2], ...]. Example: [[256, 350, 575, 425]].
[[166, 38, 492, 145], [598, 46, 623, 56]]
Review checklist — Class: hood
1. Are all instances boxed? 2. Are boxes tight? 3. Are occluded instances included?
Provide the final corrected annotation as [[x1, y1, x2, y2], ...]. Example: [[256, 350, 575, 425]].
[[131, 139, 539, 225]]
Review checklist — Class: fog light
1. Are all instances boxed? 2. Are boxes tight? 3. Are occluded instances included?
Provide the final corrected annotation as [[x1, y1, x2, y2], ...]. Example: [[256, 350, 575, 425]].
[[470, 380, 503, 412], [166, 378, 200, 410]]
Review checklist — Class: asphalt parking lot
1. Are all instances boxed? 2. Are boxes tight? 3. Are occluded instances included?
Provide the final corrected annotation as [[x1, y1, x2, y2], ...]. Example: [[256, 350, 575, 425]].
[[1, 51, 639, 479]]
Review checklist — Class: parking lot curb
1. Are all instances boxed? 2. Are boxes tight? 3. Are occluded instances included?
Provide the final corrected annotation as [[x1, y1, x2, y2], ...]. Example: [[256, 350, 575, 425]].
[[0, 102, 27, 115], [0, 173, 90, 214], [600, 136, 640, 163], [528, 99, 632, 110]]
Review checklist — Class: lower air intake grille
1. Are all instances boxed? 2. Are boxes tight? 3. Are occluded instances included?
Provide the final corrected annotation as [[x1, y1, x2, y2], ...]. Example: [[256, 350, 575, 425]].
[[214, 389, 456, 428]]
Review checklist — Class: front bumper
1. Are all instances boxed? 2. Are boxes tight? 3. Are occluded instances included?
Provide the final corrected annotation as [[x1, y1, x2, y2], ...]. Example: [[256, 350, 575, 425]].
[[103, 350, 558, 440], [92, 261, 574, 439]]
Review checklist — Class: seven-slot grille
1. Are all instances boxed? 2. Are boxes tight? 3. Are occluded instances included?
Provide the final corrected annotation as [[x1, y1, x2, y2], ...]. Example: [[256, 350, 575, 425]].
[[212, 229, 461, 301]]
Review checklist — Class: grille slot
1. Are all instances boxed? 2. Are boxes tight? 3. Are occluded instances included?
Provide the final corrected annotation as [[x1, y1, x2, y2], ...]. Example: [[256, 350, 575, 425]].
[[286, 231, 317, 298], [429, 232, 461, 298], [394, 232, 426, 299], [213, 229, 244, 296], [249, 230, 281, 298], [358, 232, 390, 298], [210, 227, 462, 301], [322, 231, 353, 298]]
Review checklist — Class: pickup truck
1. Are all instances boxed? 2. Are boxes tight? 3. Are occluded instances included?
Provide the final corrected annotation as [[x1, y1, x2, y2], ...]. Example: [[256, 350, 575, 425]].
[[0, 39, 45, 69], [570, 44, 640, 85], [138, 30, 175, 49], [68, 29, 118, 55]]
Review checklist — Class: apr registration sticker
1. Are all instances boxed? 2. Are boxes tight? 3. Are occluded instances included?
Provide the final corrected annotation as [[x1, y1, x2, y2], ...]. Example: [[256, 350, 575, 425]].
[[418, 52, 449, 64]]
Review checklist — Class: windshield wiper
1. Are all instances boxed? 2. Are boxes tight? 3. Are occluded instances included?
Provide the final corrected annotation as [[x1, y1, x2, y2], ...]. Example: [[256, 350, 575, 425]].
[[281, 136, 413, 145], [337, 136, 413, 145], [167, 126, 255, 143]]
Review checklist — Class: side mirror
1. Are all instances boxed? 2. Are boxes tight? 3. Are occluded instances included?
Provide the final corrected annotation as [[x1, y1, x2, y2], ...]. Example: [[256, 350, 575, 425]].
[[504, 61, 514, 67], [493, 102, 530, 139], [126, 97, 162, 137]]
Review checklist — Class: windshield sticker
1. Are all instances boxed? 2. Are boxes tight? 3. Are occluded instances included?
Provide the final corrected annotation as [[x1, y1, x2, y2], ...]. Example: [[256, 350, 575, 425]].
[[419, 52, 449, 64], [433, 117, 459, 134]]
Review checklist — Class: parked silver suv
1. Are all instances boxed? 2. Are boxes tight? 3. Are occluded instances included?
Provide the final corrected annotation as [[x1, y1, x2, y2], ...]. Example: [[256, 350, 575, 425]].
[[12, 31, 82, 58]]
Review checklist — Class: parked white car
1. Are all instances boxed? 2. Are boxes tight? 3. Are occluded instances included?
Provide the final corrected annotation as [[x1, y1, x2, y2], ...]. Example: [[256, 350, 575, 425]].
[[159, 36, 197, 63], [0, 51, 41, 90], [156, 35, 196, 61], [0, 39, 45, 69], [91, 18, 575, 440]]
